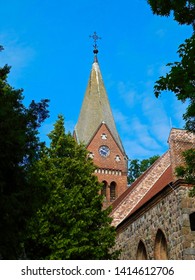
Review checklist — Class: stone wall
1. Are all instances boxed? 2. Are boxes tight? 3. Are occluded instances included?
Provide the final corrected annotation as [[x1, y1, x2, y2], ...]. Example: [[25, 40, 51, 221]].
[[116, 184, 195, 260]]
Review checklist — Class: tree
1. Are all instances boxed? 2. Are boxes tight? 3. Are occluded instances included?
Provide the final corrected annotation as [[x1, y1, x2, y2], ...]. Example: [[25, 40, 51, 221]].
[[128, 159, 140, 185], [175, 149, 195, 196], [147, 0, 195, 195], [147, 1, 195, 133], [153, 35, 195, 132], [25, 115, 119, 260], [128, 155, 159, 185], [147, 0, 195, 29], [0, 47, 49, 259]]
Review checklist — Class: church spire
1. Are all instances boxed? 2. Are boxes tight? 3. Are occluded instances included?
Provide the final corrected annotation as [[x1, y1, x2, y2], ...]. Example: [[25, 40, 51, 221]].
[[74, 34, 128, 205], [74, 34, 125, 154]]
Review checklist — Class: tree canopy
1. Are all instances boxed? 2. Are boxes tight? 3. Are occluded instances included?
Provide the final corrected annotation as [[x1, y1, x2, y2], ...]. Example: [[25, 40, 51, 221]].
[[147, 0, 195, 29], [0, 48, 49, 259], [154, 34, 195, 132], [147, 0, 195, 196], [175, 148, 195, 195], [128, 155, 159, 185], [25, 115, 119, 260]]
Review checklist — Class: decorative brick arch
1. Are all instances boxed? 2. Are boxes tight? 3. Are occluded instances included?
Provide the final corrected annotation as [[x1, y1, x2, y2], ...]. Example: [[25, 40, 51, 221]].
[[110, 181, 116, 202], [154, 229, 168, 260], [136, 240, 148, 260]]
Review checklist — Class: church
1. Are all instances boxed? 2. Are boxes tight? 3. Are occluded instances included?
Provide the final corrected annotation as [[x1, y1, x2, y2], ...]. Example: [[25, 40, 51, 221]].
[[73, 33, 128, 208], [74, 34, 195, 260]]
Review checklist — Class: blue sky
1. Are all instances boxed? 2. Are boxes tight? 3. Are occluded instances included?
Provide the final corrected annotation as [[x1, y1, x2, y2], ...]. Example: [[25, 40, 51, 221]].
[[0, 0, 193, 160]]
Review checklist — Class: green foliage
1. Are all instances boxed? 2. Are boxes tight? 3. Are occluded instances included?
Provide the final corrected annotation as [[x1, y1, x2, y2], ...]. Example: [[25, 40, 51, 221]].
[[128, 159, 140, 185], [25, 115, 119, 260], [128, 155, 159, 185], [0, 49, 49, 259], [147, 1, 195, 196], [147, 1, 195, 133], [147, 0, 195, 29], [154, 35, 195, 132], [175, 149, 195, 196]]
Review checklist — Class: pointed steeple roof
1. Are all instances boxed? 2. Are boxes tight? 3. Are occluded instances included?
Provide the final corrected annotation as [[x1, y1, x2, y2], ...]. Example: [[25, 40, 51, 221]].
[[74, 56, 125, 154]]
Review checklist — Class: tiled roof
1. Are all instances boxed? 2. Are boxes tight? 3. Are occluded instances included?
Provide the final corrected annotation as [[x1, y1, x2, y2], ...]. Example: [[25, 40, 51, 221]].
[[111, 151, 172, 227], [122, 165, 173, 222], [111, 128, 195, 228]]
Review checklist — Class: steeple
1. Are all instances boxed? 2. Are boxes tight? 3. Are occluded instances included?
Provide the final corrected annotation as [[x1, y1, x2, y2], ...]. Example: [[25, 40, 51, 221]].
[[74, 34, 128, 206], [74, 45, 125, 154]]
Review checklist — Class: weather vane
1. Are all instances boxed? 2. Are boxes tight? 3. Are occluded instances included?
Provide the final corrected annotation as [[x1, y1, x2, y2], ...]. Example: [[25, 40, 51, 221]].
[[89, 32, 101, 54]]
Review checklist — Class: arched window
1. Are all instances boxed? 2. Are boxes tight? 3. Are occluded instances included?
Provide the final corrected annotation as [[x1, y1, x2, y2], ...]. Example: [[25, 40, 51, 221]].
[[136, 240, 147, 260], [101, 181, 107, 198], [110, 181, 116, 202], [189, 212, 195, 231], [154, 229, 168, 260]]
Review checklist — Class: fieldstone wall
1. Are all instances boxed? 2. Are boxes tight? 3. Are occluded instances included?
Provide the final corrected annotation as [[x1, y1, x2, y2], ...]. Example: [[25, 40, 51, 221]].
[[116, 184, 195, 260]]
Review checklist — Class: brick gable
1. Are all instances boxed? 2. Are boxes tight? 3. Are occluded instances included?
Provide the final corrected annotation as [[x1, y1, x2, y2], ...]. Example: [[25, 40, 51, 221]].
[[87, 122, 128, 206]]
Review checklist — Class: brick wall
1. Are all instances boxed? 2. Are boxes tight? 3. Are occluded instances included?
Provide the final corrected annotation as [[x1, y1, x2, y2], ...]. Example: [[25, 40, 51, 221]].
[[87, 123, 128, 205], [168, 128, 195, 181]]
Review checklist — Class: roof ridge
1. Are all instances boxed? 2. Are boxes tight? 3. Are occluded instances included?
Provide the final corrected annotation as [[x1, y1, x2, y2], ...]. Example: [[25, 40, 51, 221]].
[[117, 165, 173, 228], [116, 164, 172, 227], [111, 151, 171, 227], [111, 151, 170, 212]]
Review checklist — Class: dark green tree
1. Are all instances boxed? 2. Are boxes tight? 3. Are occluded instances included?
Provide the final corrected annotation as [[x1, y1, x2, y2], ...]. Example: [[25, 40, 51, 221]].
[[147, 0, 195, 195], [128, 159, 140, 185], [0, 47, 49, 259], [25, 115, 119, 260], [147, 1, 195, 133], [147, 0, 195, 29], [154, 35, 195, 132], [175, 148, 195, 196], [128, 155, 159, 185]]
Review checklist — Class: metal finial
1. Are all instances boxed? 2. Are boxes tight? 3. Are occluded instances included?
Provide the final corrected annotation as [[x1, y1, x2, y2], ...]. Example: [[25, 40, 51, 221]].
[[89, 32, 101, 54]]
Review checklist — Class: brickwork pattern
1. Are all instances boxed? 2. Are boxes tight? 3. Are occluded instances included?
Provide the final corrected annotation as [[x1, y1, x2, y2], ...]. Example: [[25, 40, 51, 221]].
[[168, 128, 195, 181], [111, 151, 171, 227], [87, 123, 128, 205]]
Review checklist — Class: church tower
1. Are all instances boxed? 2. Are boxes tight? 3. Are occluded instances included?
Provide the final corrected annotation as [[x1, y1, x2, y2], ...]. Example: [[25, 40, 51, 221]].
[[74, 33, 128, 206]]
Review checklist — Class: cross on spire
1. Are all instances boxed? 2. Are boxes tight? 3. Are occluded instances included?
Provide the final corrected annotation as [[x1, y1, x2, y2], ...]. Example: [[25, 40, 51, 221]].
[[89, 32, 101, 54]]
